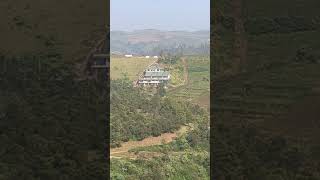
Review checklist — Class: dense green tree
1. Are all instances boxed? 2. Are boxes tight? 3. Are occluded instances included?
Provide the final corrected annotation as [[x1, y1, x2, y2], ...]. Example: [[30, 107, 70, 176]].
[[110, 78, 206, 145], [0, 54, 107, 179]]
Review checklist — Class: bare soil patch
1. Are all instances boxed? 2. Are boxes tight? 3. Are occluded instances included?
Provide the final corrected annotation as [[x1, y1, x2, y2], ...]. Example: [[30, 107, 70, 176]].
[[110, 125, 189, 159]]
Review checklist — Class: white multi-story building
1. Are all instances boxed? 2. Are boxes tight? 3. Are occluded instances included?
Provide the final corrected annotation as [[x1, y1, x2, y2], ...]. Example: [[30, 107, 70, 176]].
[[137, 63, 170, 86]]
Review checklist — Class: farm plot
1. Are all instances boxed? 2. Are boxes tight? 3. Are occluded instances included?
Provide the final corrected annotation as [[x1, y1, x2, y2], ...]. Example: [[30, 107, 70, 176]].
[[168, 64, 185, 87], [110, 56, 155, 80], [168, 56, 210, 107]]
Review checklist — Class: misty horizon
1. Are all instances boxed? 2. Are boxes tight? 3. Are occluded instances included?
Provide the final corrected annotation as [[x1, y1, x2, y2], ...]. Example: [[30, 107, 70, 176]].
[[110, 29, 210, 32], [111, 0, 210, 31]]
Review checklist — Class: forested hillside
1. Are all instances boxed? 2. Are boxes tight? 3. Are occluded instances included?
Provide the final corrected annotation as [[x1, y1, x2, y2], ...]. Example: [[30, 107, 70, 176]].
[[0, 54, 108, 179], [110, 78, 207, 147], [212, 0, 320, 179], [0, 0, 106, 62], [110, 80, 210, 179], [110, 56, 210, 179], [0, 0, 108, 178], [213, 0, 320, 76]]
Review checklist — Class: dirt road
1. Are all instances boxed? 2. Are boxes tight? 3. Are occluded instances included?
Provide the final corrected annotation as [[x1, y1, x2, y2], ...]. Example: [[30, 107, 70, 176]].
[[110, 125, 190, 159]]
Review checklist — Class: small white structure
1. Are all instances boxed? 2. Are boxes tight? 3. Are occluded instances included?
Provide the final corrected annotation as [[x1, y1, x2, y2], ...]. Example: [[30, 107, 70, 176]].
[[125, 54, 133, 58], [153, 56, 158, 58], [145, 56, 150, 58]]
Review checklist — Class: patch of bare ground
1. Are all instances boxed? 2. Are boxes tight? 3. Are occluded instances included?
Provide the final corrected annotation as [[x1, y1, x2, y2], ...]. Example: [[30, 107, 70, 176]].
[[110, 125, 190, 159]]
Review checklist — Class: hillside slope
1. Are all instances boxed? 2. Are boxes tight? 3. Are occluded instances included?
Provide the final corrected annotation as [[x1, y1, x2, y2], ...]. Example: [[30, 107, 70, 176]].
[[0, 0, 106, 61], [212, 0, 320, 179], [111, 30, 210, 55]]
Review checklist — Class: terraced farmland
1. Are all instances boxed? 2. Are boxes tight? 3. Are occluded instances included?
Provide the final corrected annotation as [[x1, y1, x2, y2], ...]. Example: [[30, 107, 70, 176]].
[[168, 56, 210, 108], [213, 62, 320, 140], [168, 64, 185, 87]]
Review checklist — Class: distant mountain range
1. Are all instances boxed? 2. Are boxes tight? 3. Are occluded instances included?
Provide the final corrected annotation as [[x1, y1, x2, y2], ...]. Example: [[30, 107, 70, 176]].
[[111, 29, 210, 56]]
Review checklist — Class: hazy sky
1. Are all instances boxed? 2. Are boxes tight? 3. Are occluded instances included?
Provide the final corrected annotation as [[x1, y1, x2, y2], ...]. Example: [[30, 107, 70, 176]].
[[111, 0, 210, 31]]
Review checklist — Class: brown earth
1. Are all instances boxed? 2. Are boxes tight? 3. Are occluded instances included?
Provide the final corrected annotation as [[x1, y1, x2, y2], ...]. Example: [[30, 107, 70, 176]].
[[110, 125, 190, 159]]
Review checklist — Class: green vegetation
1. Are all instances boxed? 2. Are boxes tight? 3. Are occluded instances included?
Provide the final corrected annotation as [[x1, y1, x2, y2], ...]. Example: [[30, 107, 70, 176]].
[[111, 108, 209, 180], [110, 54, 210, 179], [212, 122, 320, 180], [0, 0, 106, 61], [168, 56, 210, 107], [111, 151, 209, 180], [167, 63, 184, 87], [158, 54, 181, 64], [157, 54, 185, 87], [0, 54, 107, 179], [0, 1, 108, 179], [110, 78, 207, 147], [214, 0, 320, 75], [212, 0, 320, 179]]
